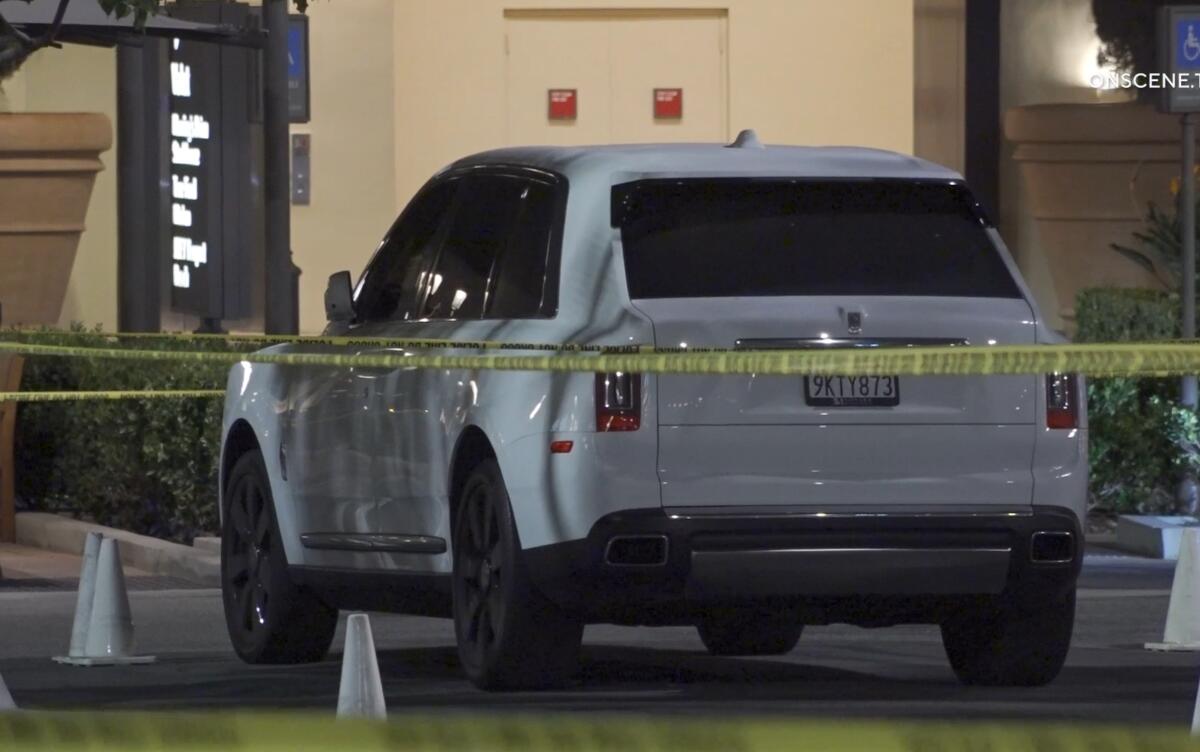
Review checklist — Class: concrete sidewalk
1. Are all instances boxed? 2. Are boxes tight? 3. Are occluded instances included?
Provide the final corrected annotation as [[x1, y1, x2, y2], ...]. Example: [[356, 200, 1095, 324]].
[[0, 541, 156, 579], [8, 513, 219, 586]]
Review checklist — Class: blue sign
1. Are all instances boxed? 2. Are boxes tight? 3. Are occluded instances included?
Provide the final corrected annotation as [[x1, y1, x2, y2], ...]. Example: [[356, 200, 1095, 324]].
[[288, 23, 305, 78], [1178, 18, 1200, 69], [1159, 6, 1200, 112], [287, 15, 310, 123]]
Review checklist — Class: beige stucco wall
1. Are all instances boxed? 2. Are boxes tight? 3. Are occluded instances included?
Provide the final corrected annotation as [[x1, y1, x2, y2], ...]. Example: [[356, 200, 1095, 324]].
[[999, 0, 1132, 331], [4, 1, 914, 334], [290, 0, 397, 333], [913, 0, 965, 174], [392, 0, 915, 206], [2, 45, 119, 331]]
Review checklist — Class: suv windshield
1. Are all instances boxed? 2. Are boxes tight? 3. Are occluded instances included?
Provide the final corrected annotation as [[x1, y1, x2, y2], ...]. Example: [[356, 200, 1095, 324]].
[[616, 179, 1022, 299]]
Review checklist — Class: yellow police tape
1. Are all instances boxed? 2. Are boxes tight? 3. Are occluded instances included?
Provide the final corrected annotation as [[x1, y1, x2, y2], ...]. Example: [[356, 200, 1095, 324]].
[[0, 390, 224, 402], [0, 328, 637, 353], [2, 339, 1200, 379], [0, 712, 1194, 752]]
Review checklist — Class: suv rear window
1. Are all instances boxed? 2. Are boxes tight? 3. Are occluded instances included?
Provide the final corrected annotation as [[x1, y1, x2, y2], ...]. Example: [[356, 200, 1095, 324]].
[[615, 179, 1022, 299]]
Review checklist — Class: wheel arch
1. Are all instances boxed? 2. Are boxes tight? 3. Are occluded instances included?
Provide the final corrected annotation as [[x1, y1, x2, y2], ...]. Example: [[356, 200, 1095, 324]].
[[448, 425, 497, 536], [220, 419, 262, 520]]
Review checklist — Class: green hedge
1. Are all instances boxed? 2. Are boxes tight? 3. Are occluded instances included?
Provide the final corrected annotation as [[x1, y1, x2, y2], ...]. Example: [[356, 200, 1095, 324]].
[[1075, 288, 1198, 513], [9, 327, 257, 543]]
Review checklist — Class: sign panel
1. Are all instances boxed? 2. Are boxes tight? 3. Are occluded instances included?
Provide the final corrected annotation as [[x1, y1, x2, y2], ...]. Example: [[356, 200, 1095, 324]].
[[654, 88, 683, 119], [165, 0, 256, 322], [288, 14, 310, 123], [168, 36, 219, 315], [1159, 6, 1200, 112], [548, 89, 577, 120]]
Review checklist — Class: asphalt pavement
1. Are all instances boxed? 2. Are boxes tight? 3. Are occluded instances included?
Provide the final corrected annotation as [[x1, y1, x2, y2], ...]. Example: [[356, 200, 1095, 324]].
[[0, 548, 1195, 725]]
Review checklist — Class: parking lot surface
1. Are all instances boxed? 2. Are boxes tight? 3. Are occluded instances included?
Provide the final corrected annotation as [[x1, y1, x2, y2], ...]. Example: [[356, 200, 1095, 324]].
[[0, 549, 1194, 724]]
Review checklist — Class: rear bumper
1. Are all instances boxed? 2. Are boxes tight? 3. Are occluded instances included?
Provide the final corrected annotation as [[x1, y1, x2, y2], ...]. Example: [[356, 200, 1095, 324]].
[[523, 506, 1081, 626]]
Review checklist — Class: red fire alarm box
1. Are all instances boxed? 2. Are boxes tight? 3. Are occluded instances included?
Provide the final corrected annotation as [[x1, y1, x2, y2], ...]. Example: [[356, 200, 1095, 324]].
[[548, 89, 577, 120], [654, 88, 683, 119]]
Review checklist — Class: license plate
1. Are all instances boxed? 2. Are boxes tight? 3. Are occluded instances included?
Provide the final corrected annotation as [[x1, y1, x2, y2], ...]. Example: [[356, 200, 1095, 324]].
[[804, 375, 900, 407]]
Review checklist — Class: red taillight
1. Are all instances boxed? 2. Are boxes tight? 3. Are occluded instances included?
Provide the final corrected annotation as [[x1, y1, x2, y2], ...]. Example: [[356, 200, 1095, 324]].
[[596, 372, 641, 431], [1046, 373, 1079, 429]]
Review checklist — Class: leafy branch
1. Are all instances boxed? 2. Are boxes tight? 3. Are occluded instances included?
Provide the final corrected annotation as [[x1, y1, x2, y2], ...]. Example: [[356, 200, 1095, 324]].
[[0, 0, 74, 81]]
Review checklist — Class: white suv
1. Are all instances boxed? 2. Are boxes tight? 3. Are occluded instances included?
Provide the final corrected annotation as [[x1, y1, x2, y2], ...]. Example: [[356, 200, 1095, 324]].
[[219, 134, 1087, 690]]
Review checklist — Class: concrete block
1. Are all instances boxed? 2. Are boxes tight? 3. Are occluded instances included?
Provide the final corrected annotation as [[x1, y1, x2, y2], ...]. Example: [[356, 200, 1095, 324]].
[[192, 537, 221, 556], [1117, 515, 1200, 560]]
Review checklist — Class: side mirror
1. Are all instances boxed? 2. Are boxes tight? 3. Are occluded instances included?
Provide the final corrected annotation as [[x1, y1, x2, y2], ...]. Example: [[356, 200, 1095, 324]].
[[324, 271, 355, 323]]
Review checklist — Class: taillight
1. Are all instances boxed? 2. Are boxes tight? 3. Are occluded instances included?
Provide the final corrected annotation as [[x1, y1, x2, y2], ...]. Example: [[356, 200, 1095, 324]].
[[596, 372, 641, 431], [1045, 373, 1079, 429]]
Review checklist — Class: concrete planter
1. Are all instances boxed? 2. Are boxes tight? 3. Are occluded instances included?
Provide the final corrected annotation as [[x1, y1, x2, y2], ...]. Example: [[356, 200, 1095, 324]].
[[0, 112, 111, 544], [1005, 102, 1190, 324], [0, 112, 112, 326]]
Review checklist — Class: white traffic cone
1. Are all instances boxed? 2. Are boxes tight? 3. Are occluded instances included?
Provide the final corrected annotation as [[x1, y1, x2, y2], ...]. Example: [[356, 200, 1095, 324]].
[[1147, 528, 1200, 651], [1192, 674, 1200, 735], [58, 538, 154, 666], [336, 613, 386, 720], [0, 670, 15, 711], [53, 531, 102, 664]]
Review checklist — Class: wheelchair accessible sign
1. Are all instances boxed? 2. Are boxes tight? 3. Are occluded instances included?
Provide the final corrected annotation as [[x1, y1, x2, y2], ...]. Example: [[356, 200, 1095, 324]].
[[1160, 6, 1200, 112]]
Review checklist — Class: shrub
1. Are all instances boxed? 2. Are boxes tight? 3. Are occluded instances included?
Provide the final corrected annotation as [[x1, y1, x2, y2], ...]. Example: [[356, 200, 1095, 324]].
[[8, 326, 257, 543], [1075, 288, 1197, 513]]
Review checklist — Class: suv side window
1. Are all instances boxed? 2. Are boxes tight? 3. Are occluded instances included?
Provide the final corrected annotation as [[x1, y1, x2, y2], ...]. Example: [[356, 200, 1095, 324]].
[[485, 178, 557, 319], [420, 175, 528, 320], [419, 173, 562, 321], [353, 179, 457, 322]]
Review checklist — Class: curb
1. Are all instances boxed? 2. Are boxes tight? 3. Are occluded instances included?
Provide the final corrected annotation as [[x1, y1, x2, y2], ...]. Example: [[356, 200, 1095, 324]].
[[14, 512, 219, 586]]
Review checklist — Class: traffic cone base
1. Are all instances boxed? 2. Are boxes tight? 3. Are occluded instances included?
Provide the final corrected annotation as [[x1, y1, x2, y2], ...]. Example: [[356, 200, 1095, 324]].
[[1146, 528, 1200, 651], [1143, 641, 1200, 652], [52, 655, 156, 667]]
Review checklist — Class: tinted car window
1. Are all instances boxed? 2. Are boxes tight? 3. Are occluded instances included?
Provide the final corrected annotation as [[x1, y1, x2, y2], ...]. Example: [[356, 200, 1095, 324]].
[[616, 180, 1021, 299], [422, 176, 528, 320], [485, 179, 557, 319], [354, 179, 457, 322]]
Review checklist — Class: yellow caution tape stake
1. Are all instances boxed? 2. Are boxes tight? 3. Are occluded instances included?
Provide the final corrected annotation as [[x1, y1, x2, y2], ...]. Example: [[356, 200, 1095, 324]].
[[0, 712, 1195, 752], [2, 339, 1200, 378]]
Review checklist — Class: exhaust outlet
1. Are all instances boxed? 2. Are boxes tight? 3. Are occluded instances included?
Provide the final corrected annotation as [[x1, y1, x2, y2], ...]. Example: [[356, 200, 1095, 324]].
[[1030, 531, 1074, 563], [605, 535, 669, 566]]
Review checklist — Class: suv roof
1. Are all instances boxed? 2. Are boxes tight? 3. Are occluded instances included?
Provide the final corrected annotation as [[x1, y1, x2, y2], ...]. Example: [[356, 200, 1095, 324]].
[[450, 139, 961, 183]]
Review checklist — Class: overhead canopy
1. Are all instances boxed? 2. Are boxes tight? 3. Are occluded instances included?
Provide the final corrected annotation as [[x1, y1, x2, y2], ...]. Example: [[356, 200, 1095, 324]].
[[1, 0, 265, 47]]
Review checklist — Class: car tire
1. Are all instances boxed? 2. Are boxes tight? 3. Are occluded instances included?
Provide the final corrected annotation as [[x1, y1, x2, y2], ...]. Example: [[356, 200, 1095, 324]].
[[940, 588, 1075, 686], [221, 449, 337, 664], [452, 458, 583, 690], [697, 609, 803, 656]]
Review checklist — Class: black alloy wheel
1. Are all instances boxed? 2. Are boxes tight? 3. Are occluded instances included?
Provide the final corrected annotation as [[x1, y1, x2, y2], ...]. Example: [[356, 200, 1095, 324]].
[[221, 449, 337, 664], [451, 458, 583, 690], [455, 473, 504, 668]]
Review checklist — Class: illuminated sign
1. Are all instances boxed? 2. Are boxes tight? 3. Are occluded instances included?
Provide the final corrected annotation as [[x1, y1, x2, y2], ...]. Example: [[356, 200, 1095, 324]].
[[162, 1, 259, 324], [168, 44, 208, 294]]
